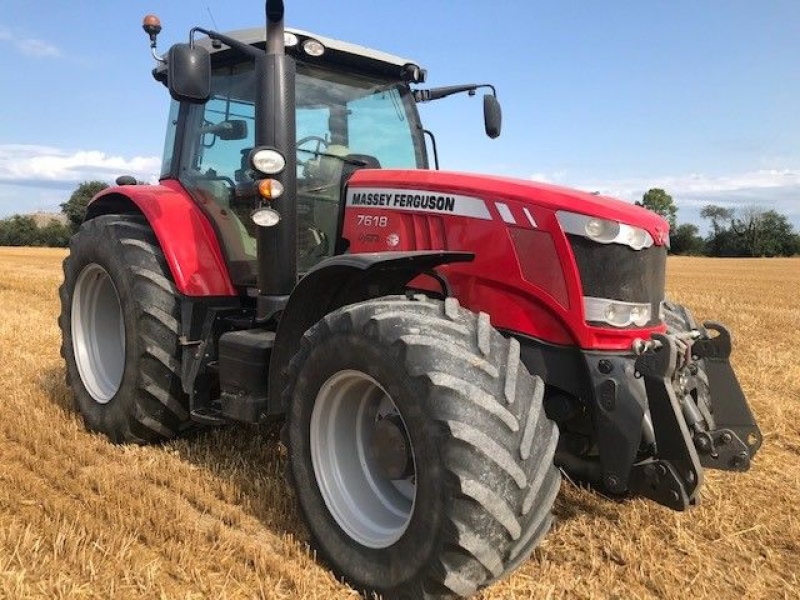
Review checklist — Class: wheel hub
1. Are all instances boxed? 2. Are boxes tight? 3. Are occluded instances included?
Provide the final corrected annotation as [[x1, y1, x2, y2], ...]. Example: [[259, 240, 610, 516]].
[[310, 370, 417, 549], [71, 263, 125, 404], [369, 415, 414, 480]]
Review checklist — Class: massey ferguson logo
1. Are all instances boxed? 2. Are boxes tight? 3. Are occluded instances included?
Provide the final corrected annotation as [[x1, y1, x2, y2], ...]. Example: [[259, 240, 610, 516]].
[[346, 187, 492, 220], [350, 192, 457, 212]]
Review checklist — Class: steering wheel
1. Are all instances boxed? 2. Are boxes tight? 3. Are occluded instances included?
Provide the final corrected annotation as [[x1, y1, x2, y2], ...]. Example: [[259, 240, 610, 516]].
[[201, 170, 236, 190], [297, 135, 329, 166]]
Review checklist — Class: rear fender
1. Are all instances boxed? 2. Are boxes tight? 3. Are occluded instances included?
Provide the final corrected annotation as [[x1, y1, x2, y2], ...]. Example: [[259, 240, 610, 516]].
[[266, 251, 474, 414], [85, 181, 236, 296]]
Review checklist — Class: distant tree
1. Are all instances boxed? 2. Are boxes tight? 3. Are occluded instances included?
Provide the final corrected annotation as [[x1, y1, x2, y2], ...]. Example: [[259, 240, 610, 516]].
[[700, 205, 738, 256], [700, 204, 734, 236], [37, 220, 72, 247], [60, 180, 109, 232], [637, 188, 677, 229], [731, 208, 798, 257], [0, 215, 40, 246], [701, 204, 799, 257], [0, 215, 73, 248], [790, 234, 800, 256], [670, 223, 705, 255], [760, 210, 799, 256], [757, 210, 799, 256]]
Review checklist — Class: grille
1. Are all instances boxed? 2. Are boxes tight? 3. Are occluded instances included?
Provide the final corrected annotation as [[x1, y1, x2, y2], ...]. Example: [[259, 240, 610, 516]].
[[567, 235, 666, 327]]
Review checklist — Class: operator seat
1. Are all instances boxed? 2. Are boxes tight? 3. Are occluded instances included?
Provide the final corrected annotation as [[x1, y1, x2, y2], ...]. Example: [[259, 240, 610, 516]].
[[297, 150, 382, 271], [340, 153, 382, 184]]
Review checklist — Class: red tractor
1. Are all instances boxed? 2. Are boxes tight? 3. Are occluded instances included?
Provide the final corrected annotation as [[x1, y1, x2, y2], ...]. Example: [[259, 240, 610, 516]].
[[59, 2, 761, 597]]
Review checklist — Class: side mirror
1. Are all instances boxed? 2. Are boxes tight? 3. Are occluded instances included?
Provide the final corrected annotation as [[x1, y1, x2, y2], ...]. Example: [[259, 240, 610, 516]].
[[220, 120, 248, 140], [483, 94, 502, 139], [167, 43, 211, 104], [200, 119, 248, 141]]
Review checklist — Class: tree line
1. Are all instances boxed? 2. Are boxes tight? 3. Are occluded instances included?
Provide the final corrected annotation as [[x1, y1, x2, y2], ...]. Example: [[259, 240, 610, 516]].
[[0, 181, 108, 248], [637, 188, 799, 257]]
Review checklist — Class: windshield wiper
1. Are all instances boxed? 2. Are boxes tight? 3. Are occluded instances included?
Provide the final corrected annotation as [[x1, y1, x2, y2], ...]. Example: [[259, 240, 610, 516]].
[[364, 81, 401, 96], [413, 83, 497, 102]]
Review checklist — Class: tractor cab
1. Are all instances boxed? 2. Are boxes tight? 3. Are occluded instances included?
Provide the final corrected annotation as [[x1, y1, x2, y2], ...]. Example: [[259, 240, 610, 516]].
[[159, 28, 429, 285]]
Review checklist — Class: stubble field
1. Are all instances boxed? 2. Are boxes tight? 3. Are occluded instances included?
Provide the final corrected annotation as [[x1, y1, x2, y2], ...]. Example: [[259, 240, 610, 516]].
[[0, 247, 798, 599]]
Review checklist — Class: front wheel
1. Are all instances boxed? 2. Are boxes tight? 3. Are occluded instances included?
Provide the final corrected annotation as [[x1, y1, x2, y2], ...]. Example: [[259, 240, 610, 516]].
[[284, 296, 561, 598]]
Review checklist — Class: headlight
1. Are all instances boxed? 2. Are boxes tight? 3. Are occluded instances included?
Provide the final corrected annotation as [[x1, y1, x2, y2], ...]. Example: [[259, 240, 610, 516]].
[[250, 148, 286, 175], [284, 33, 299, 47], [302, 38, 325, 57], [557, 211, 655, 250], [584, 297, 652, 328], [251, 207, 281, 228]]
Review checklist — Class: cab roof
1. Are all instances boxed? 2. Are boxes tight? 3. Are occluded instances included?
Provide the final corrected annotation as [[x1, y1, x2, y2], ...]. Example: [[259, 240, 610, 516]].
[[198, 27, 426, 82]]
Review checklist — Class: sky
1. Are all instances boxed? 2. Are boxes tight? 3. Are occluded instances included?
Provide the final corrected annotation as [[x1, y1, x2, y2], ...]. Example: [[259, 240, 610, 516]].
[[1, 0, 798, 232]]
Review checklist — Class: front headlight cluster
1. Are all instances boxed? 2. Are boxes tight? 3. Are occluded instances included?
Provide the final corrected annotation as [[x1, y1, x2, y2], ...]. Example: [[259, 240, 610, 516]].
[[584, 297, 652, 328], [557, 211, 654, 251]]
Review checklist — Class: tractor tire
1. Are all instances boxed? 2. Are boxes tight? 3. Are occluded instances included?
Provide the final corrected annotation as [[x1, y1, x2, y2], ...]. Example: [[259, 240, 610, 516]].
[[284, 295, 561, 598], [58, 214, 191, 444]]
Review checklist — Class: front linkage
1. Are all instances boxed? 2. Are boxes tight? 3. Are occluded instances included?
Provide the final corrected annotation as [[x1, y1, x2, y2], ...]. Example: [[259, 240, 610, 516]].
[[633, 318, 761, 509], [585, 306, 761, 511]]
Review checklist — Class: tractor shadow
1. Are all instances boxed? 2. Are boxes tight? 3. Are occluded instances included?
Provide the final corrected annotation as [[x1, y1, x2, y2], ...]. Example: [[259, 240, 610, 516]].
[[170, 423, 629, 550], [172, 419, 311, 542], [39, 365, 77, 418], [37, 367, 309, 542], [552, 478, 625, 523]]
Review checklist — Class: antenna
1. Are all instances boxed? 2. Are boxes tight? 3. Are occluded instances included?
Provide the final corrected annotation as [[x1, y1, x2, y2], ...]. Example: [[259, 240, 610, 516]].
[[204, 1, 219, 30]]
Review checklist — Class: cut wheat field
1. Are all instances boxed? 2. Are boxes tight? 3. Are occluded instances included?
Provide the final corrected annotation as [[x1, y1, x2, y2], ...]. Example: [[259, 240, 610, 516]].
[[0, 247, 798, 599]]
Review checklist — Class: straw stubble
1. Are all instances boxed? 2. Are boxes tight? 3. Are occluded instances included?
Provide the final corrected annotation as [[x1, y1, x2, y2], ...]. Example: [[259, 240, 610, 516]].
[[0, 247, 797, 599]]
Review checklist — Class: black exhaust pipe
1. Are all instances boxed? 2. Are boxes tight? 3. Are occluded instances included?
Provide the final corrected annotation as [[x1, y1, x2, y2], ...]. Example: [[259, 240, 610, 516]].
[[256, 0, 297, 319]]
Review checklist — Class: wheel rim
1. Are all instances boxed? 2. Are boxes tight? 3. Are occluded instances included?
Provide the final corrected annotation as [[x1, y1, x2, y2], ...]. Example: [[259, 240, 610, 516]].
[[310, 370, 417, 549], [71, 263, 126, 404]]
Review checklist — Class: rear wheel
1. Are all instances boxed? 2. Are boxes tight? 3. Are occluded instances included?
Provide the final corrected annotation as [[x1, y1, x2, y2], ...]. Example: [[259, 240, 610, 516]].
[[285, 296, 561, 598], [59, 215, 191, 443]]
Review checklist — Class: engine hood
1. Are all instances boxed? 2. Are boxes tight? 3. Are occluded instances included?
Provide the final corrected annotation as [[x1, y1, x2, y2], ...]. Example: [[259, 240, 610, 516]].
[[348, 169, 670, 244]]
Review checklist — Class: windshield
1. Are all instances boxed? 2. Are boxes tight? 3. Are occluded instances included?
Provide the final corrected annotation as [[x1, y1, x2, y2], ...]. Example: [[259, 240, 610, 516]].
[[175, 60, 426, 285]]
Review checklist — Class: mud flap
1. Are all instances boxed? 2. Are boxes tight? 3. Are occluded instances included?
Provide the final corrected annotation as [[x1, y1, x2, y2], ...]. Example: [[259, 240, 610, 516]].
[[691, 322, 762, 470]]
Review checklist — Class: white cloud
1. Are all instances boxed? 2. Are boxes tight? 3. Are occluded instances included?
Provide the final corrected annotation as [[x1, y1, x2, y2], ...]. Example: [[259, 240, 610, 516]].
[[0, 144, 161, 187], [530, 168, 800, 223], [0, 145, 161, 217], [580, 169, 799, 200], [529, 170, 567, 185], [0, 27, 61, 58]]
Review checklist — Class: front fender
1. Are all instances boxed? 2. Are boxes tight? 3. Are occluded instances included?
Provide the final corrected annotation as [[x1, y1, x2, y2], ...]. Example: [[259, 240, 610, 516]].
[[266, 250, 474, 414], [85, 180, 236, 297]]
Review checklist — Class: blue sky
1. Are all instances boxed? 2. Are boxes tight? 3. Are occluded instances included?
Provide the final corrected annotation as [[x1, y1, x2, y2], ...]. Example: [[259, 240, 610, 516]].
[[1, 0, 798, 231]]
